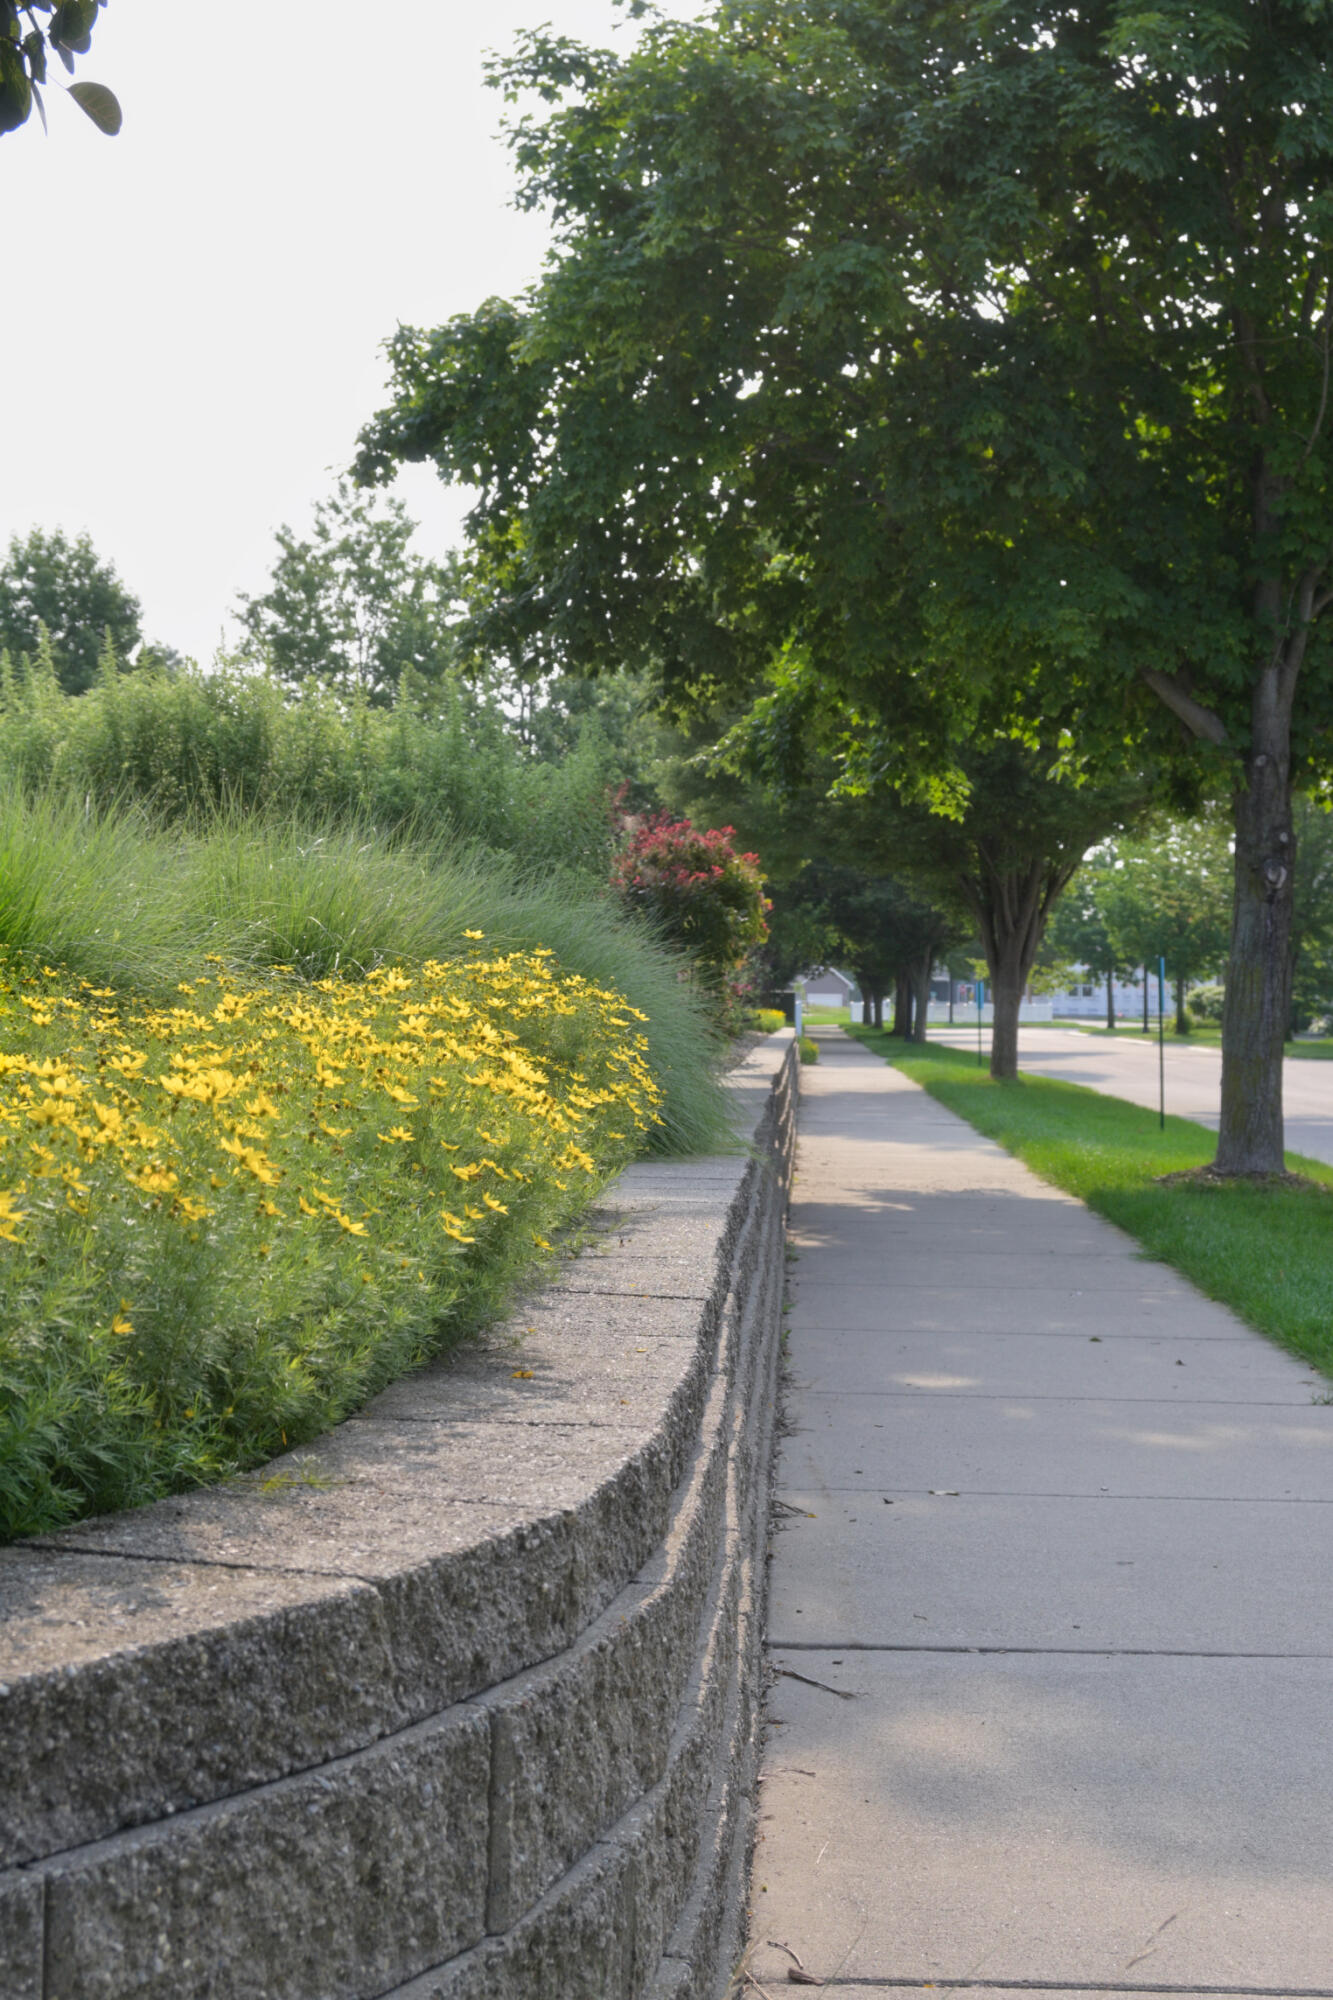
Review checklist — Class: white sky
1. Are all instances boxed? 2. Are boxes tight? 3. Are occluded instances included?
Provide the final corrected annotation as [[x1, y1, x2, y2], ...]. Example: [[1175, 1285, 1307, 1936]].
[[1, 0, 680, 661]]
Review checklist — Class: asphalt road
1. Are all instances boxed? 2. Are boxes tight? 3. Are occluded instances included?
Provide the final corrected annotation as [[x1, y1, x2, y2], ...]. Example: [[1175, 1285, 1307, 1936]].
[[930, 1022, 1333, 1167]]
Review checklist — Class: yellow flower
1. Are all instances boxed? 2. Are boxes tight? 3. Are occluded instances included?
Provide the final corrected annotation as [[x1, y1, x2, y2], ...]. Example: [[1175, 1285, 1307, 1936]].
[[335, 1211, 368, 1237], [450, 1162, 482, 1182], [244, 1093, 281, 1118], [482, 1193, 508, 1214], [298, 1194, 320, 1216], [377, 1126, 414, 1144], [176, 1195, 211, 1222], [464, 929, 485, 939], [111, 1310, 133, 1335], [218, 1136, 282, 1185], [160, 1066, 239, 1106], [532, 1234, 553, 1251], [383, 1084, 419, 1108]]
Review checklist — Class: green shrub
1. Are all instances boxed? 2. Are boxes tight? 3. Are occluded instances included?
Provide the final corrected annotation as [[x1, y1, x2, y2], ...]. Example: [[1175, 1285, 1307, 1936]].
[[749, 1007, 787, 1034], [0, 656, 618, 877], [798, 1034, 819, 1064], [611, 815, 768, 1019], [1189, 981, 1225, 1023]]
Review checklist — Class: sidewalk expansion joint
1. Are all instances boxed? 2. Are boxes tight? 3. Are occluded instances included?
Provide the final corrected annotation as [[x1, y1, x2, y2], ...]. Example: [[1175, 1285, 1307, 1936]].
[[776, 1488, 1333, 1504], [765, 1640, 1333, 1659], [813, 1981, 1333, 1995]]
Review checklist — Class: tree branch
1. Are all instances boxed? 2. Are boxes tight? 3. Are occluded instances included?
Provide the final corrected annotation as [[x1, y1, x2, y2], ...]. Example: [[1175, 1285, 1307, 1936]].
[[1140, 668, 1228, 745]]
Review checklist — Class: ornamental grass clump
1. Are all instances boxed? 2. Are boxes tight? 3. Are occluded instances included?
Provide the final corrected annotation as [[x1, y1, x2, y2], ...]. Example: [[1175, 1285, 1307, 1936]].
[[0, 946, 661, 1540]]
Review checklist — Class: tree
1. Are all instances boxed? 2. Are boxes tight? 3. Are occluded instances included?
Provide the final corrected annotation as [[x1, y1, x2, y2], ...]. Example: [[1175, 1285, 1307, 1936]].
[[1, 0, 120, 135], [237, 482, 459, 707], [868, 740, 1151, 1075], [759, 862, 950, 1033], [0, 527, 141, 694], [358, 0, 1333, 1173], [1100, 822, 1233, 1036], [1046, 860, 1139, 1033]]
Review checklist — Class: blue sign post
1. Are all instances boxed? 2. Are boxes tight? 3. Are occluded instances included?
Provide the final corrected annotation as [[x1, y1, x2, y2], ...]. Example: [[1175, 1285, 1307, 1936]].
[[1157, 955, 1167, 1129]]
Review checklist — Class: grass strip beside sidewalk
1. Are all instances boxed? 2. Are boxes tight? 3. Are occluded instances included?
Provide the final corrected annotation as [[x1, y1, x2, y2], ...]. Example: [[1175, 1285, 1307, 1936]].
[[851, 1028, 1333, 1381]]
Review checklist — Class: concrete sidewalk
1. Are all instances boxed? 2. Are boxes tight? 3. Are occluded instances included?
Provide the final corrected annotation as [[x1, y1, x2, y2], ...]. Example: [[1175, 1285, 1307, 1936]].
[[748, 1031, 1333, 1999]]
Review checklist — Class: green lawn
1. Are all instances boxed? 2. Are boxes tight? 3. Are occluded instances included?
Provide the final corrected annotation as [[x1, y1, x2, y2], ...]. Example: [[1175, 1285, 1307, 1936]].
[[851, 1027, 1333, 1380]]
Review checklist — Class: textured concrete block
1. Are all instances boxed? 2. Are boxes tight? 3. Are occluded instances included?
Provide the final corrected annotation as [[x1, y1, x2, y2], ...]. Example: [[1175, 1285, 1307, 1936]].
[[485, 1565, 705, 1928], [407, 1839, 635, 1999], [363, 1324, 709, 1432], [42, 1706, 491, 2000], [484, 1376, 735, 1927], [0, 1549, 398, 1864], [47, 1485, 605, 1716], [0, 1868, 43, 1999]]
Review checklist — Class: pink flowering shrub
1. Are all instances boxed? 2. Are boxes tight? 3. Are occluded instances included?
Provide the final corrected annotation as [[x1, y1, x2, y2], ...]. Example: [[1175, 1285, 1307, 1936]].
[[612, 814, 769, 1013]]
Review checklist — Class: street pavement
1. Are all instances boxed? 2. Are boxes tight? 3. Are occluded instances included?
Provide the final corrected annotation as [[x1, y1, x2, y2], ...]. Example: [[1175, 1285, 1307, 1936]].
[[748, 1028, 1333, 1998], [931, 1020, 1333, 1166]]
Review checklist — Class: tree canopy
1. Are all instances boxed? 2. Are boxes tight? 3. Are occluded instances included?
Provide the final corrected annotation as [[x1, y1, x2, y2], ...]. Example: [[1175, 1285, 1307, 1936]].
[[1100, 822, 1233, 1034], [0, 527, 141, 695], [359, 0, 1333, 1168], [236, 482, 460, 707], [1, 1, 120, 135]]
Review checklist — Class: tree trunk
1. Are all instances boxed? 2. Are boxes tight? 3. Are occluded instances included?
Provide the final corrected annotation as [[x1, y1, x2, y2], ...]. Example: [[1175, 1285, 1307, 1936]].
[[1106, 967, 1115, 1032], [910, 953, 932, 1044], [871, 989, 884, 1030], [1174, 973, 1189, 1037], [1215, 674, 1296, 1173], [989, 943, 1027, 1081], [892, 976, 910, 1038]]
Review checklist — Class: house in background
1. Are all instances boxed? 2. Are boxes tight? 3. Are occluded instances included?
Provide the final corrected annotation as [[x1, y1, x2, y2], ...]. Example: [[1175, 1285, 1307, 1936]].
[[1045, 968, 1161, 1020], [796, 966, 861, 1009]]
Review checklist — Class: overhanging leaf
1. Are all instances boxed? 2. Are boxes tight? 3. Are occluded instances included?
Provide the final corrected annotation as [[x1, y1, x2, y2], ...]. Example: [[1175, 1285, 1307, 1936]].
[[68, 78, 119, 133]]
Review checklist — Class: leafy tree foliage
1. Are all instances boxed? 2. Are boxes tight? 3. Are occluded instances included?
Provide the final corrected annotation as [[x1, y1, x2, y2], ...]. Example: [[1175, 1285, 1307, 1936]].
[[1046, 861, 1142, 1032], [1291, 795, 1333, 1032], [764, 861, 965, 1036], [0, 527, 141, 695], [1, 1, 120, 136], [237, 482, 459, 707], [1099, 823, 1233, 1035], [359, 0, 1333, 1171]]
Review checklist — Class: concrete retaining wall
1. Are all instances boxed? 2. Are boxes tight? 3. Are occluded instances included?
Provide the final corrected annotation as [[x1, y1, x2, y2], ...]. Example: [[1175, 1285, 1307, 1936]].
[[0, 1033, 796, 2000]]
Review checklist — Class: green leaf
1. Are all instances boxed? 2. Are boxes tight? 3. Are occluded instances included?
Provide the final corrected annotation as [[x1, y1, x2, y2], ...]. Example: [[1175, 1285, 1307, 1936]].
[[0, 37, 30, 130], [49, 0, 95, 55], [68, 78, 119, 133]]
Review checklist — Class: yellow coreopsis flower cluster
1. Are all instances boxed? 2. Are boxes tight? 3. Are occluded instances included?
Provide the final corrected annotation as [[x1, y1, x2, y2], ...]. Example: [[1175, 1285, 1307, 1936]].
[[0, 947, 661, 1343]]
